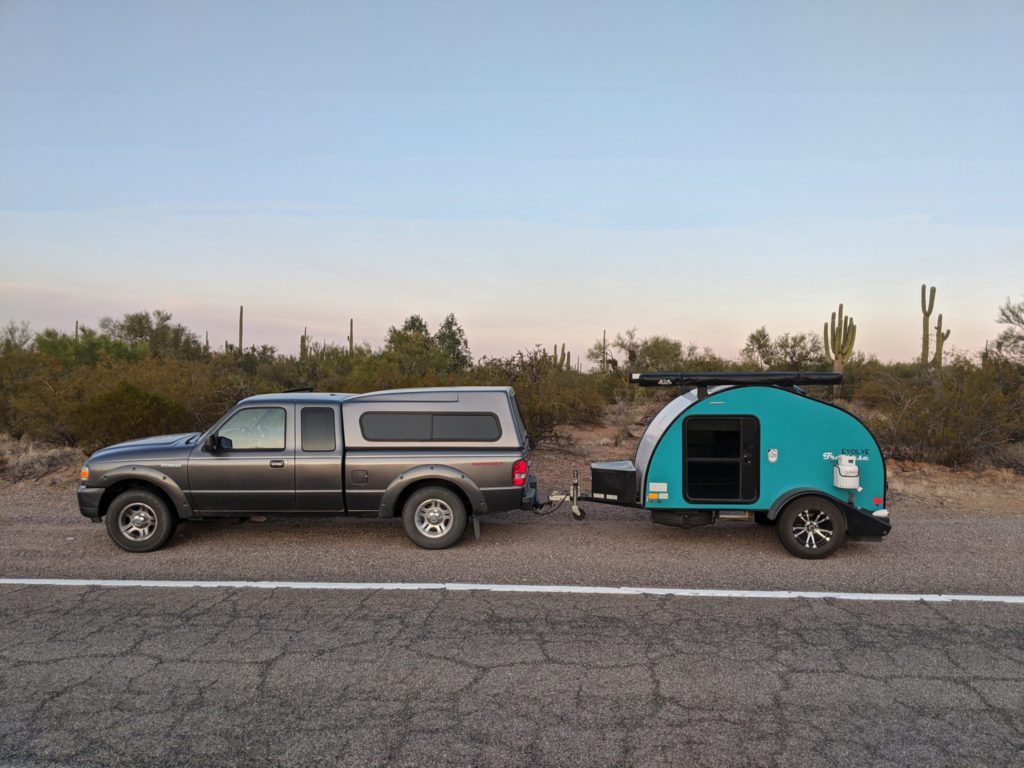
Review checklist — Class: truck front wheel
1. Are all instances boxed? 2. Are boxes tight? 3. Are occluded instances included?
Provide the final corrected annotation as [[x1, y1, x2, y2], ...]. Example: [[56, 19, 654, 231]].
[[777, 496, 846, 559], [401, 486, 467, 550], [104, 489, 177, 553]]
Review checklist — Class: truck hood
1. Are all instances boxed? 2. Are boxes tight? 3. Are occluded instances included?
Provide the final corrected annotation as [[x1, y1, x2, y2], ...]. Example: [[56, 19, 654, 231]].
[[87, 432, 201, 464]]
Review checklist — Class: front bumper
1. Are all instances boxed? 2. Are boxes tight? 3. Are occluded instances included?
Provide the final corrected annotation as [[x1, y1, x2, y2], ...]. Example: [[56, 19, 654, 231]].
[[77, 485, 105, 522]]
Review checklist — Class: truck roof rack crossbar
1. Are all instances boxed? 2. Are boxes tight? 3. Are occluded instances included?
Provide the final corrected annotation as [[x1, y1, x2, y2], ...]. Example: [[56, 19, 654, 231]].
[[630, 371, 843, 388]]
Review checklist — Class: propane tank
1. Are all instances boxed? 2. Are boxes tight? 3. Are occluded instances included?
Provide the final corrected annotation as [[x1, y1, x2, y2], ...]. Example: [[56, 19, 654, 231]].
[[833, 454, 862, 491]]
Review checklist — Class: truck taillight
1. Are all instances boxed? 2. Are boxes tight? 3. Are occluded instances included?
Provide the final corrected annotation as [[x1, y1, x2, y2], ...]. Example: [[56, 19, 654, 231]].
[[512, 459, 528, 487]]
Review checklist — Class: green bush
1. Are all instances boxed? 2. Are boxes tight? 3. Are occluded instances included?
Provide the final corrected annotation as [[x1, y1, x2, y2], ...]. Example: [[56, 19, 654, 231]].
[[68, 382, 192, 451], [860, 358, 1023, 466]]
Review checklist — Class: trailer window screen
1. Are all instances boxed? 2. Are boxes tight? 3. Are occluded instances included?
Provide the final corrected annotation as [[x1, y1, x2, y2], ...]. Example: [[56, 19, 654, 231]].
[[301, 407, 336, 452], [683, 416, 759, 503], [360, 412, 501, 442]]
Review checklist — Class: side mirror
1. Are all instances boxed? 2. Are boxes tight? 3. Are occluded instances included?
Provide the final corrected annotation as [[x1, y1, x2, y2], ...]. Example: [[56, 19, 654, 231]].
[[202, 434, 216, 452]]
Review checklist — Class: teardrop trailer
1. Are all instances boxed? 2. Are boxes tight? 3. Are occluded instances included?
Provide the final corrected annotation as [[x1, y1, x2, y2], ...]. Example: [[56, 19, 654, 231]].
[[553, 372, 892, 559]]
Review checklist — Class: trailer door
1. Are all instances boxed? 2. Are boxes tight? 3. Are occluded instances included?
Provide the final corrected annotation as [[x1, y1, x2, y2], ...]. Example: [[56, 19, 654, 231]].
[[682, 416, 759, 504]]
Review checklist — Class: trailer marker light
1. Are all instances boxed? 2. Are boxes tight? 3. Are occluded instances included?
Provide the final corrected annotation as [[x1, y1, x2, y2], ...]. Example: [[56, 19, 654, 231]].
[[648, 492, 658, 500], [873, 497, 883, 505]]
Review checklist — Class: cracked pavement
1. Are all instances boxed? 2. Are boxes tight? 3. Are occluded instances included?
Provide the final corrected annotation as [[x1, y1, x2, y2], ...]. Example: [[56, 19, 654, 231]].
[[1, 585, 1023, 767]]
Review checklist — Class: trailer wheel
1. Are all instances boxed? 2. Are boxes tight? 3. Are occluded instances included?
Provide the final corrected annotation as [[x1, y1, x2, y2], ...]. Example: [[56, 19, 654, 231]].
[[401, 486, 467, 550], [777, 497, 846, 559]]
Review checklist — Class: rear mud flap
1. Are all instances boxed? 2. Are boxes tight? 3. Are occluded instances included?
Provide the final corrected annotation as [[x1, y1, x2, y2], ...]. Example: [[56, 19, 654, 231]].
[[839, 501, 892, 538]]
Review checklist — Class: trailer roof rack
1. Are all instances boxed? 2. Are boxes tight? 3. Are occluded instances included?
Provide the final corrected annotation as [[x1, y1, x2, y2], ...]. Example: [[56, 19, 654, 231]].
[[630, 371, 842, 388]]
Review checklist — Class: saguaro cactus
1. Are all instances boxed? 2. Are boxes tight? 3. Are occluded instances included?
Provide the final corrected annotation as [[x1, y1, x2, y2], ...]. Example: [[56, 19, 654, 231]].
[[300, 327, 308, 360], [348, 318, 354, 354], [238, 305, 244, 352], [921, 285, 936, 364], [933, 314, 951, 367], [823, 303, 857, 374]]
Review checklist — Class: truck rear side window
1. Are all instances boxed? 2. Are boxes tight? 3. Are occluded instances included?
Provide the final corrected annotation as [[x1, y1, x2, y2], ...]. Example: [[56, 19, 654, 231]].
[[360, 412, 501, 442], [433, 413, 501, 441], [301, 407, 336, 452]]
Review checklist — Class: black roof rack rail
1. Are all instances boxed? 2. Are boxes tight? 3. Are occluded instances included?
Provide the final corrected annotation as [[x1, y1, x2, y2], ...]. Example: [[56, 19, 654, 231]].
[[630, 371, 842, 388]]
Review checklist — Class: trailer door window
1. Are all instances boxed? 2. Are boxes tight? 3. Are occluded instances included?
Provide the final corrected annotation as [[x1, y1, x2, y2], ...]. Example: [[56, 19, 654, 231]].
[[683, 416, 758, 503]]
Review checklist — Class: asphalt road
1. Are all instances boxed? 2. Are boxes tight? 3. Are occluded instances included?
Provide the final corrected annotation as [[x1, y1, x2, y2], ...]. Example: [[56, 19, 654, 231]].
[[2, 481, 1023, 766], [2, 584, 1023, 768]]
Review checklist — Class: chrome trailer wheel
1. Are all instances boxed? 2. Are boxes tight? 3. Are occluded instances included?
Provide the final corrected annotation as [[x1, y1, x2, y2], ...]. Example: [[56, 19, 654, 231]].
[[777, 496, 846, 559]]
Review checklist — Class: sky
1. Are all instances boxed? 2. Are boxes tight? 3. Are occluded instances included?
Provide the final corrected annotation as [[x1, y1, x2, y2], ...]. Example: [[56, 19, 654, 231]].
[[1, 0, 1022, 363]]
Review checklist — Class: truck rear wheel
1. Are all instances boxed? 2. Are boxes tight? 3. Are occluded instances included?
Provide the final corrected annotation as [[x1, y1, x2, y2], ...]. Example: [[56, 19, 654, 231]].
[[401, 486, 467, 550], [105, 489, 177, 553], [777, 496, 846, 559]]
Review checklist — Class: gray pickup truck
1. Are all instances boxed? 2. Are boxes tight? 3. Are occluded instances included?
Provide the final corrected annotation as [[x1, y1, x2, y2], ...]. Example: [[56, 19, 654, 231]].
[[77, 387, 538, 552]]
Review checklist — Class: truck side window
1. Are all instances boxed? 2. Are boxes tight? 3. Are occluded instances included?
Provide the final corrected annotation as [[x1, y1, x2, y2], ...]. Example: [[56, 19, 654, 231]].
[[432, 413, 501, 441], [217, 407, 286, 451], [301, 407, 336, 452], [360, 413, 432, 441], [359, 412, 501, 441]]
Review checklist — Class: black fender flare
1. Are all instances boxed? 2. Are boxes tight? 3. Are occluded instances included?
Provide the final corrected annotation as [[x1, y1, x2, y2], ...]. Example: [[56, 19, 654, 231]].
[[96, 466, 193, 519], [769, 488, 891, 537], [767, 487, 833, 521], [378, 465, 487, 518]]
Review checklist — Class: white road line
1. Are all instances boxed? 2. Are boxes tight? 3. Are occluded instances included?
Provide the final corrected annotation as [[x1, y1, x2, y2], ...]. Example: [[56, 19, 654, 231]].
[[1, 577, 1023, 604]]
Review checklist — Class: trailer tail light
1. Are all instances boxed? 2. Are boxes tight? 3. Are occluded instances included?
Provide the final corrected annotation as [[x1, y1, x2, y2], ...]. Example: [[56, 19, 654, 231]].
[[512, 460, 528, 487]]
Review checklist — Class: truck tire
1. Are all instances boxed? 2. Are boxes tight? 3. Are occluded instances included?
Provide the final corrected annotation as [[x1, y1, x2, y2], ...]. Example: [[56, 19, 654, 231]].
[[105, 489, 177, 553], [777, 496, 846, 559], [401, 486, 467, 550]]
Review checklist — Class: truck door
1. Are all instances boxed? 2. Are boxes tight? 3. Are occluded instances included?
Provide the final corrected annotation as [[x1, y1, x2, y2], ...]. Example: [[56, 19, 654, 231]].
[[682, 416, 759, 504], [295, 404, 344, 511], [187, 404, 296, 513]]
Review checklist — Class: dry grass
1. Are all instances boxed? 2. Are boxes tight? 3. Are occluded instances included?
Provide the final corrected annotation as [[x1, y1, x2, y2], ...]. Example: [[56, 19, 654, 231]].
[[990, 442, 1024, 473], [0, 434, 84, 484]]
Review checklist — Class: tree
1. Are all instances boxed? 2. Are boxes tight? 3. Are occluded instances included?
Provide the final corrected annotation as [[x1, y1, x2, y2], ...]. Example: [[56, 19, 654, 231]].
[[612, 328, 641, 368], [1, 321, 32, 354], [637, 335, 683, 370], [742, 327, 773, 369], [742, 327, 827, 371], [98, 310, 204, 359], [433, 314, 472, 374], [994, 296, 1024, 364]]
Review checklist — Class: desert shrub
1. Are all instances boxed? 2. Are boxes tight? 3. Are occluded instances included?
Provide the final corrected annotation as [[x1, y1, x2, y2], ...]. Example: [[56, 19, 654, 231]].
[[67, 382, 192, 451], [990, 442, 1024, 472], [472, 349, 607, 446], [860, 357, 1023, 466]]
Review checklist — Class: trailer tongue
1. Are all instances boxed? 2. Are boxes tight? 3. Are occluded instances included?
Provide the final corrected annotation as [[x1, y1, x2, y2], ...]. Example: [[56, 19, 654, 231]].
[[550, 371, 891, 559]]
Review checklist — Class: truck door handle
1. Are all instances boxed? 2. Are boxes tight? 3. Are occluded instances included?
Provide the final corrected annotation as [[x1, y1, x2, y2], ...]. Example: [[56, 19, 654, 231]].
[[269, 460, 285, 468]]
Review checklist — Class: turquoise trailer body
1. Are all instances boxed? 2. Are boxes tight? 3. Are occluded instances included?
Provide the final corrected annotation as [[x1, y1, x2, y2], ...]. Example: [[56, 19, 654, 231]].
[[642, 386, 885, 515], [575, 372, 891, 558]]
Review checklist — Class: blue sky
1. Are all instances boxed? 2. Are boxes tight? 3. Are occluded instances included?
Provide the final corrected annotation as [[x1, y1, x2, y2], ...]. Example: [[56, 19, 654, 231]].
[[1, 0, 1022, 361]]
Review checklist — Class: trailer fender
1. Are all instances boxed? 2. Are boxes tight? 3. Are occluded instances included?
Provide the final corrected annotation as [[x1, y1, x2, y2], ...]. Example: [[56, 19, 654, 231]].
[[378, 465, 488, 518], [769, 489, 891, 538], [767, 488, 831, 521]]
